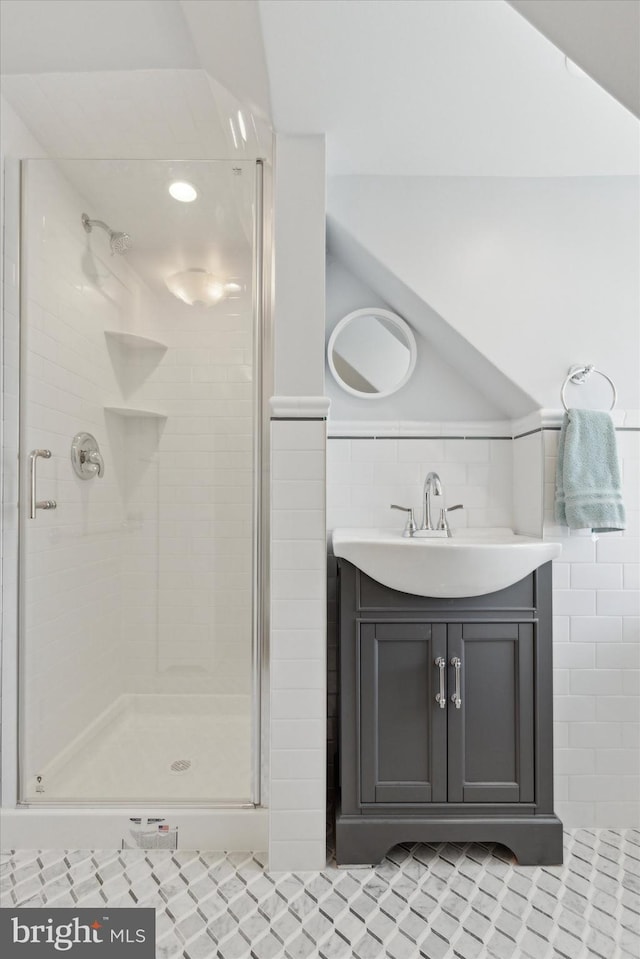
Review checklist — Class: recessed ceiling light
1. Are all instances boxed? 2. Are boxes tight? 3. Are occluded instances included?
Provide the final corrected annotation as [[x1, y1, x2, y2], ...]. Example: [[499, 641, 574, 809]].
[[169, 181, 197, 203]]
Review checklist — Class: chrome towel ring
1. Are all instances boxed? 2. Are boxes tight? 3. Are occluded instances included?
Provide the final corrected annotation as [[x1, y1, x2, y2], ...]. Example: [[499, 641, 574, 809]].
[[560, 365, 617, 412]]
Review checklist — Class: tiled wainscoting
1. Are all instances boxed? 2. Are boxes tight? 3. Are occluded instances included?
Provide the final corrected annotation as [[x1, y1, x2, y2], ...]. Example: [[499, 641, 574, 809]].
[[542, 428, 640, 828], [326, 435, 513, 533], [270, 415, 328, 872], [2, 831, 638, 959]]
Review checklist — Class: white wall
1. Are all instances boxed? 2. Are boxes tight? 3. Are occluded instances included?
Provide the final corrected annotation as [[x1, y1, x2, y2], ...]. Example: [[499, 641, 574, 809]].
[[328, 176, 640, 415], [272, 135, 326, 399], [326, 255, 507, 423]]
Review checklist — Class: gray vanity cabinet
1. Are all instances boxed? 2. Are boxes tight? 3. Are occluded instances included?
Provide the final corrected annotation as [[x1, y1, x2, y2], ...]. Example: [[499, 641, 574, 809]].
[[447, 623, 535, 805], [360, 622, 447, 804], [335, 560, 563, 867]]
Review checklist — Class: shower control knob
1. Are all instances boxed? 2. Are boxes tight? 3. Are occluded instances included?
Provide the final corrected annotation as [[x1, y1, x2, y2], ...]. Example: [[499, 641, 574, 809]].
[[71, 432, 105, 480], [82, 448, 104, 477]]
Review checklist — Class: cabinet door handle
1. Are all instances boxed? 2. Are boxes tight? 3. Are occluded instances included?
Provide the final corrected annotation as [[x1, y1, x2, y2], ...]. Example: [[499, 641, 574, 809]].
[[450, 656, 462, 709], [434, 656, 446, 708]]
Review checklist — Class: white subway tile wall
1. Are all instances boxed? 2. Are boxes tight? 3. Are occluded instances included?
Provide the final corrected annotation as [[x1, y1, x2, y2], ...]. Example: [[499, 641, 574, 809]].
[[327, 437, 514, 532], [121, 278, 255, 696], [270, 419, 327, 872], [544, 428, 640, 828], [327, 430, 640, 830]]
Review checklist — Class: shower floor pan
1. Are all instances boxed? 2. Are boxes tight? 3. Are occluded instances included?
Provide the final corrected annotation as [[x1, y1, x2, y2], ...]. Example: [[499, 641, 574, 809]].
[[27, 693, 252, 804]]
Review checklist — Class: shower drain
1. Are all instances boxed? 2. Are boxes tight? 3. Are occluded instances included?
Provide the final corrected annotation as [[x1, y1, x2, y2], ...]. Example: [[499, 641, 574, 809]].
[[170, 759, 192, 774]]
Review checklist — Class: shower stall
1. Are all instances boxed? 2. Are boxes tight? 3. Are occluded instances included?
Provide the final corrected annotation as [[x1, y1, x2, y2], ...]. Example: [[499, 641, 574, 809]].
[[3, 157, 268, 842]]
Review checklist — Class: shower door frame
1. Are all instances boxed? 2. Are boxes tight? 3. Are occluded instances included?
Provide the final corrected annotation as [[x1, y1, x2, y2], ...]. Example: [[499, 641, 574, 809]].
[[1, 157, 271, 810]]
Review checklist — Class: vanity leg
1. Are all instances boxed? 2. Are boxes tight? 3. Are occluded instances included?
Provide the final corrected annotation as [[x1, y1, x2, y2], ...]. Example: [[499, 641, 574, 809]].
[[506, 820, 564, 866]]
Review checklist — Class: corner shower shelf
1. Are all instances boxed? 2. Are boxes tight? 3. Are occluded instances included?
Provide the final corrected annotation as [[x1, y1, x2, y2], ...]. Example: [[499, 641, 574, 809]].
[[104, 330, 167, 353], [104, 406, 167, 420]]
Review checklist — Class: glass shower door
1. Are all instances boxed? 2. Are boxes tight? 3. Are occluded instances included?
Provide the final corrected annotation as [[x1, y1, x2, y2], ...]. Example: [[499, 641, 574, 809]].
[[18, 158, 261, 805]]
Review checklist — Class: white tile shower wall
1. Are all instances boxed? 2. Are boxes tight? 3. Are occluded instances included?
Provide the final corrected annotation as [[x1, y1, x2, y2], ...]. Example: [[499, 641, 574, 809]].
[[326, 436, 514, 533], [270, 419, 327, 872], [121, 286, 255, 696], [543, 427, 640, 828]]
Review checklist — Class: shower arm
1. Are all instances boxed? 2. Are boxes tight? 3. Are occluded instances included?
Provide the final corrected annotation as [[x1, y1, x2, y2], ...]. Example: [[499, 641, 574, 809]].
[[81, 214, 113, 238]]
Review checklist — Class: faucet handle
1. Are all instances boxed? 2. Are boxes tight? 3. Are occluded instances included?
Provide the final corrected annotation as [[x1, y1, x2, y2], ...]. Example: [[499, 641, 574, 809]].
[[437, 504, 464, 535], [390, 504, 417, 537]]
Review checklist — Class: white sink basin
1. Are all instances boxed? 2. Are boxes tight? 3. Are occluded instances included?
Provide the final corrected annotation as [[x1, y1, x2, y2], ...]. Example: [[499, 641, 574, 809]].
[[332, 527, 561, 598]]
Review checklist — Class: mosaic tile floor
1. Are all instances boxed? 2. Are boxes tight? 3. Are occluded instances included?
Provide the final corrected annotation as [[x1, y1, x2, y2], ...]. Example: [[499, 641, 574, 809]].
[[1, 830, 638, 958]]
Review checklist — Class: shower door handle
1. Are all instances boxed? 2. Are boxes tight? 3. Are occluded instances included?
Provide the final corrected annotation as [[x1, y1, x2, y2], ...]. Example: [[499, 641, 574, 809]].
[[29, 449, 57, 519]]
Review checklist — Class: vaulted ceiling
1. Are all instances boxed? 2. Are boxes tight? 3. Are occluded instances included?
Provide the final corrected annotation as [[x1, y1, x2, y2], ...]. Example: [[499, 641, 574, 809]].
[[258, 0, 638, 176], [2, 1, 637, 177]]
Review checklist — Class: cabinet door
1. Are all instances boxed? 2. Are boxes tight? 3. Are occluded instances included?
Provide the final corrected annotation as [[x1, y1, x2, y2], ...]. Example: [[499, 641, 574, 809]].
[[447, 623, 535, 804], [360, 622, 447, 803]]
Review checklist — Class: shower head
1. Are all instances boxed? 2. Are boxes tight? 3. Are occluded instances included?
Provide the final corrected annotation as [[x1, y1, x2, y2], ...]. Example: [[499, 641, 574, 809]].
[[109, 231, 132, 255], [82, 213, 132, 256]]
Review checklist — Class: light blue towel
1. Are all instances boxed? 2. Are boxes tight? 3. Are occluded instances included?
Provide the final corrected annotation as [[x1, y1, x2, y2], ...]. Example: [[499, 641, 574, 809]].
[[555, 409, 626, 532]]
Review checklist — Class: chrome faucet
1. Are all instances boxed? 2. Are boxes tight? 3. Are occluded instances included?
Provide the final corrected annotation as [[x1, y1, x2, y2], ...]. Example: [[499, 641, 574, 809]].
[[422, 471, 464, 537], [422, 472, 443, 531], [390, 471, 463, 537]]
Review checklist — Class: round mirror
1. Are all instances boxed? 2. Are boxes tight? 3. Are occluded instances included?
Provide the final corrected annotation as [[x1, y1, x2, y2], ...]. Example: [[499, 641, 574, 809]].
[[327, 308, 417, 398]]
